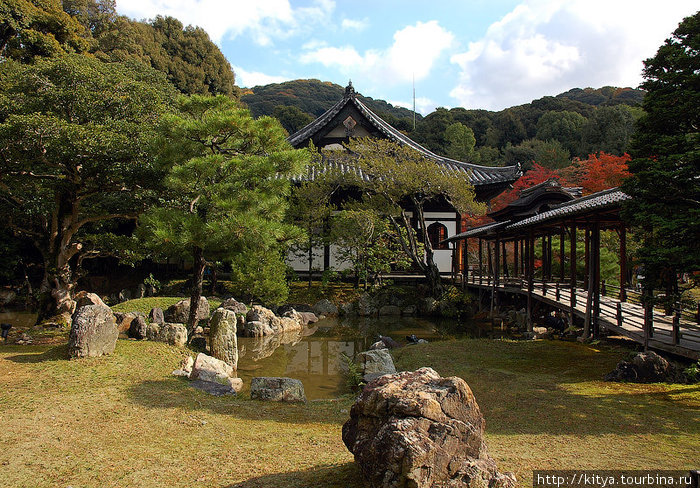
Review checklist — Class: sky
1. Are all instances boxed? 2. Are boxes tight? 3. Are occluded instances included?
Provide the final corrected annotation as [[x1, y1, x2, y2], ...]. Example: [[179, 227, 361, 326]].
[[115, 0, 698, 114]]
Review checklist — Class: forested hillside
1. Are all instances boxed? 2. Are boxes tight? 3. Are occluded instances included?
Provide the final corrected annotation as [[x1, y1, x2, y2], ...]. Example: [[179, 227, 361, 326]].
[[1, 0, 236, 96], [244, 79, 645, 167]]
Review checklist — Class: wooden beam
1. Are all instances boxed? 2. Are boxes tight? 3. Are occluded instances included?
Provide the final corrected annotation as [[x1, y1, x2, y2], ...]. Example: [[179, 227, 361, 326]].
[[619, 226, 627, 302], [559, 226, 565, 282]]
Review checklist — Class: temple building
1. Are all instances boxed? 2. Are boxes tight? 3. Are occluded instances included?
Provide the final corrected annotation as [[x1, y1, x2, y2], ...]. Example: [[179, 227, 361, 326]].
[[286, 82, 521, 275]]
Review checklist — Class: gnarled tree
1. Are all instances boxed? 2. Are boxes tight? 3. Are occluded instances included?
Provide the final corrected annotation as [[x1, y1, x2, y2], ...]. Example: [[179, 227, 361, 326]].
[[0, 55, 175, 322], [342, 138, 485, 296]]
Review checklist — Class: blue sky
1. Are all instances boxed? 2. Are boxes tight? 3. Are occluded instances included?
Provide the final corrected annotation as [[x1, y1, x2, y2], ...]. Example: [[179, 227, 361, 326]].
[[116, 0, 698, 113]]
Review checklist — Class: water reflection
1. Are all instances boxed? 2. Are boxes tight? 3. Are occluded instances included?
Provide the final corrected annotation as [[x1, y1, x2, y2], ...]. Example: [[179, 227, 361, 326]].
[[235, 316, 498, 400]]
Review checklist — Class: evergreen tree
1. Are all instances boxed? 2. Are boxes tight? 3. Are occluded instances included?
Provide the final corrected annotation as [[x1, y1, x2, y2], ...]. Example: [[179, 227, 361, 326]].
[[0, 55, 175, 321], [139, 95, 308, 335], [623, 11, 700, 307]]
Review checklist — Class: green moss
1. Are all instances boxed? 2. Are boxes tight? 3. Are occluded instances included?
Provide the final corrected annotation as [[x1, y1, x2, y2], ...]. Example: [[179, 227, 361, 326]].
[[112, 296, 222, 316]]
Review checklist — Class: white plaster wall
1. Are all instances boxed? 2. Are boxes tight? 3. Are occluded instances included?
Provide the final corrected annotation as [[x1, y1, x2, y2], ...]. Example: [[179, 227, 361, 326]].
[[287, 247, 324, 272]]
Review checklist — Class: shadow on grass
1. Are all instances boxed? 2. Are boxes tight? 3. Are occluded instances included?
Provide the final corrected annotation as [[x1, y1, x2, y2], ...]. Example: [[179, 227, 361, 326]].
[[224, 462, 363, 488], [127, 378, 350, 425], [3, 344, 69, 363]]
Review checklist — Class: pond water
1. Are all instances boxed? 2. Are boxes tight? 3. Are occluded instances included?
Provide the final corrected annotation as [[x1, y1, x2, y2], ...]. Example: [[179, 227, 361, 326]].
[[0, 311, 37, 329], [235, 315, 503, 400], [0, 310, 505, 400]]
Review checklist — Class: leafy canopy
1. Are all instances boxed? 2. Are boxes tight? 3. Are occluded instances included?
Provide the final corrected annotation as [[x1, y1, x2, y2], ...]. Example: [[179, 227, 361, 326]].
[[140, 95, 309, 304]]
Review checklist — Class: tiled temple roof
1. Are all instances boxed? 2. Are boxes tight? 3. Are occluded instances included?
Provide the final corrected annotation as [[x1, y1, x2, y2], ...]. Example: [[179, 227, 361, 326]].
[[287, 83, 521, 187], [446, 188, 630, 241]]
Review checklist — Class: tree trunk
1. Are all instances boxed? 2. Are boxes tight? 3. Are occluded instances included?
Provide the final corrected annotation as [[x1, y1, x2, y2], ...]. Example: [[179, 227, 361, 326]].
[[187, 245, 205, 339], [307, 235, 313, 288]]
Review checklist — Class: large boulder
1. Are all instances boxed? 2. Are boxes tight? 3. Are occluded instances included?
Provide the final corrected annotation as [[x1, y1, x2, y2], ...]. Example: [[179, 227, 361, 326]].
[[209, 308, 238, 369], [250, 377, 306, 403], [378, 305, 401, 316], [74, 291, 107, 309], [242, 320, 275, 337], [220, 298, 248, 314], [190, 353, 240, 391], [164, 297, 210, 324], [297, 311, 319, 326], [357, 294, 376, 317], [246, 305, 281, 329], [148, 307, 164, 325], [312, 299, 338, 316], [128, 315, 148, 340], [146, 322, 187, 347], [605, 351, 678, 383], [114, 312, 138, 333], [342, 368, 515, 488], [356, 348, 396, 382], [68, 305, 118, 358]]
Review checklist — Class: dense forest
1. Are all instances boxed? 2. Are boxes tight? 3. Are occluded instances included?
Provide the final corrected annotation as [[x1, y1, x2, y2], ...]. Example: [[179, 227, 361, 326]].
[[244, 80, 645, 168]]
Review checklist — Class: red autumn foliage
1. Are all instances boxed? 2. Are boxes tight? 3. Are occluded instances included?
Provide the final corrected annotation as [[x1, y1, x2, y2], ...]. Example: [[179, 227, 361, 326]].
[[577, 152, 631, 194]]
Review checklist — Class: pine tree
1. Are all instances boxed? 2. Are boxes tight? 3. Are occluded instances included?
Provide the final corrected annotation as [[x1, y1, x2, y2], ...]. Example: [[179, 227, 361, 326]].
[[623, 11, 700, 307], [139, 95, 308, 335]]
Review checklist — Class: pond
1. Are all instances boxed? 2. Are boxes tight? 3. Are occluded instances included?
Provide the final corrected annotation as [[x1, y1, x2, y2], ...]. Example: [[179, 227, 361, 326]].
[[0, 310, 506, 400], [235, 315, 504, 400]]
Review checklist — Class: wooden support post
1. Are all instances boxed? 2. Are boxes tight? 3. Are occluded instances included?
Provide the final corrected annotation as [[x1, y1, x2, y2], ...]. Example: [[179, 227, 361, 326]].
[[616, 302, 623, 329], [547, 233, 553, 282], [584, 227, 590, 290], [672, 310, 680, 345], [478, 238, 483, 285], [541, 236, 547, 295], [494, 237, 501, 287], [514, 238, 519, 278], [527, 232, 534, 332], [570, 223, 577, 309], [619, 226, 627, 302], [559, 226, 565, 282], [464, 238, 469, 286], [601, 280, 607, 296], [487, 241, 493, 286], [592, 223, 601, 338], [502, 240, 508, 279], [555, 282, 560, 301]]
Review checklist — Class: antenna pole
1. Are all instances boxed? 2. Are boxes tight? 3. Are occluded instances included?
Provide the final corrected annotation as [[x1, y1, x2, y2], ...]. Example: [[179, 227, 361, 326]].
[[412, 74, 416, 131]]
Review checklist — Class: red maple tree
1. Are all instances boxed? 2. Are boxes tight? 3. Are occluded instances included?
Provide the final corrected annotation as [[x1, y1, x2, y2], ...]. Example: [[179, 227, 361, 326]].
[[576, 152, 631, 194]]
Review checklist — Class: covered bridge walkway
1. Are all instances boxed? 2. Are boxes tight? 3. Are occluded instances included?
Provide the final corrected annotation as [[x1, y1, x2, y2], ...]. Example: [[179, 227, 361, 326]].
[[447, 182, 700, 360]]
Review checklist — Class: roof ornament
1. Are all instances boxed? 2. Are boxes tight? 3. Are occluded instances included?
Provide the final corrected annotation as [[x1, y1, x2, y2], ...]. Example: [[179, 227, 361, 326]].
[[345, 80, 355, 98]]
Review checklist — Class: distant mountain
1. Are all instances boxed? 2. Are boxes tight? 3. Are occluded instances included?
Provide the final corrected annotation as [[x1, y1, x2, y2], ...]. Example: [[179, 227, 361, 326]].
[[556, 86, 645, 106], [240, 79, 420, 132]]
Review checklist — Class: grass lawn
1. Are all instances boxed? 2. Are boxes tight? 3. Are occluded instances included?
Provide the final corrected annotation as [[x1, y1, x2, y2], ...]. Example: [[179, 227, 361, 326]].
[[0, 332, 697, 487]]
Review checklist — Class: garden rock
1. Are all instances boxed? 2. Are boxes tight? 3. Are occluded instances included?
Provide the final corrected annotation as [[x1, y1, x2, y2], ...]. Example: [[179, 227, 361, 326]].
[[356, 348, 396, 382], [135, 284, 146, 299], [74, 291, 107, 309], [158, 323, 187, 347], [15, 332, 33, 345], [209, 308, 238, 369], [189, 337, 207, 352], [0, 289, 16, 307], [378, 335, 401, 349], [312, 299, 338, 316], [118, 288, 131, 302], [128, 315, 148, 340], [114, 312, 137, 333], [164, 297, 210, 324], [149, 307, 164, 325], [357, 294, 376, 317], [342, 367, 516, 488], [605, 351, 678, 383], [190, 352, 235, 384], [242, 320, 274, 337], [421, 297, 438, 314], [402, 305, 417, 316], [297, 311, 319, 325], [378, 305, 401, 316], [221, 298, 248, 314], [172, 356, 194, 377], [340, 302, 356, 316], [68, 304, 118, 358], [250, 377, 306, 403]]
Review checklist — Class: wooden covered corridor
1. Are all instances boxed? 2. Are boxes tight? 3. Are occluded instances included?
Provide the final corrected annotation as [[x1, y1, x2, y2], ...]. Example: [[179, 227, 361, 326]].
[[447, 182, 700, 360]]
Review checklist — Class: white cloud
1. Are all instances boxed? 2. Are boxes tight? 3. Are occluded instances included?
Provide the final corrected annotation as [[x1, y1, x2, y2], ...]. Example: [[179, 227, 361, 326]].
[[300, 20, 454, 85], [449, 0, 698, 110], [388, 97, 436, 116], [115, 0, 334, 44], [233, 65, 290, 88], [341, 18, 369, 31]]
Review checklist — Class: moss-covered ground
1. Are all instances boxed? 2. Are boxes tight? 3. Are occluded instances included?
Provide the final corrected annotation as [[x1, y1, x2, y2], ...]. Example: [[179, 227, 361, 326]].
[[0, 305, 697, 487]]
